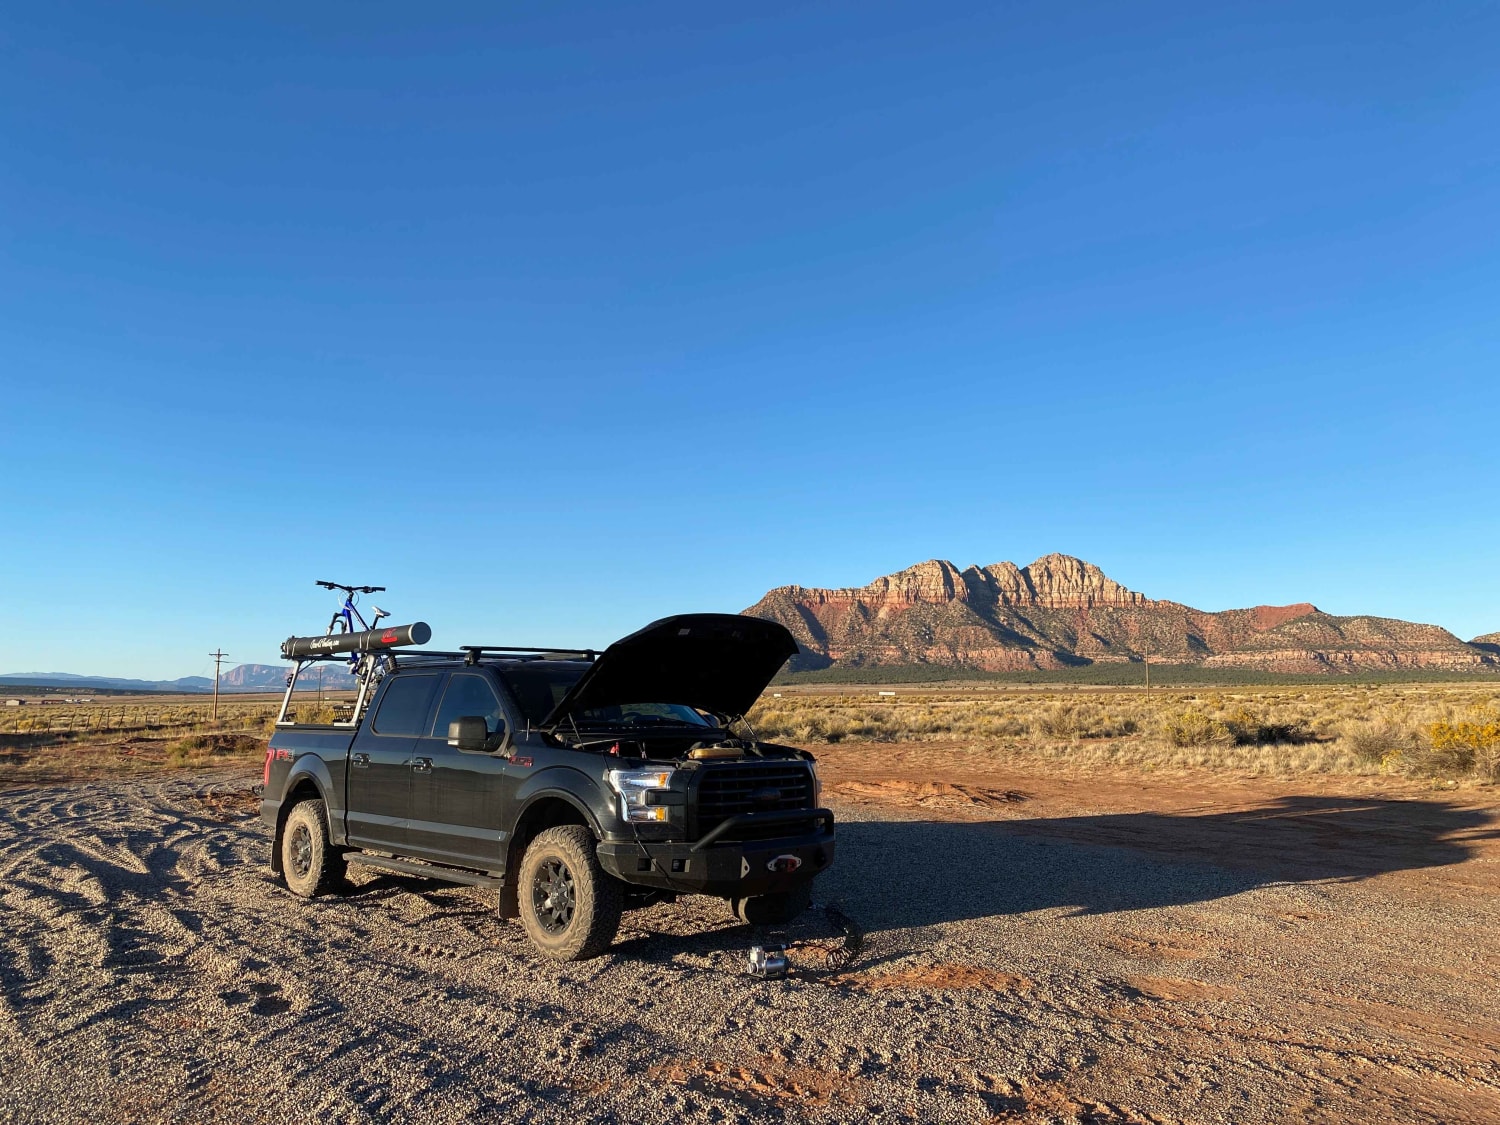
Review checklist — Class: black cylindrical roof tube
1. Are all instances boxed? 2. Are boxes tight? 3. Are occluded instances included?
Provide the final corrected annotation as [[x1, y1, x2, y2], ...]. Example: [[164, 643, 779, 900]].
[[281, 622, 431, 659]]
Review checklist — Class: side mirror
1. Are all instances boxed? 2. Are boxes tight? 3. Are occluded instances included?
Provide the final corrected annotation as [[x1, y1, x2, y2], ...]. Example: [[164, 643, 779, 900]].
[[448, 716, 488, 752]]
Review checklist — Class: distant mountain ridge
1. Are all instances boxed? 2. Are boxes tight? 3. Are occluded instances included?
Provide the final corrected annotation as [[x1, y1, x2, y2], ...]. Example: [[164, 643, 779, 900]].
[[0, 665, 330, 694], [0, 672, 215, 693], [744, 554, 1499, 675], [7, 567, 1494, 688]]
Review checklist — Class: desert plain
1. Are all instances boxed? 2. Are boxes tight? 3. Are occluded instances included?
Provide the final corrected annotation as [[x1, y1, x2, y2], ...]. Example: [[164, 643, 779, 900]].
[[0, 684, 1496, 1124]]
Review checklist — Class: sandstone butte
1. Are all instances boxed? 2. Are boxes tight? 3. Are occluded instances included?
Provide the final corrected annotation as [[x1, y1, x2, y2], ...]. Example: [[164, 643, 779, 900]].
[[742, 554, 1500, 675]]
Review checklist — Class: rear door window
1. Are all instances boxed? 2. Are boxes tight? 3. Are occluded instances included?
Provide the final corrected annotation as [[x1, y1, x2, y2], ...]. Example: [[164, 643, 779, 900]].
[[371, 674, 439, 736]]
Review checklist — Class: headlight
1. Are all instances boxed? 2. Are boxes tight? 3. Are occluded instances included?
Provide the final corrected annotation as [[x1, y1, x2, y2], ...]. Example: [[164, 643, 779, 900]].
[[606, 767, 675, 823]]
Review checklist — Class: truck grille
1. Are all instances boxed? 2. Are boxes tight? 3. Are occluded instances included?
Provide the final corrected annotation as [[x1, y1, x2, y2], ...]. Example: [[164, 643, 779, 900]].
[[694, 763, 814, 841]]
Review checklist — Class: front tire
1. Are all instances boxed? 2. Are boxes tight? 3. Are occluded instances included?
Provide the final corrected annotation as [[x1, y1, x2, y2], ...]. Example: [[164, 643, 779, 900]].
[[517, 825, 622, 961], [732, 882, 812, 926], [280, 800, 346, 898]]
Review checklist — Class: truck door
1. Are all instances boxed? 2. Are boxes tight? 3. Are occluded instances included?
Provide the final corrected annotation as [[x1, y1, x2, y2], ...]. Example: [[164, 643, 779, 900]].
[[407, 671, 515, 870], [345, 672, 441, 852]]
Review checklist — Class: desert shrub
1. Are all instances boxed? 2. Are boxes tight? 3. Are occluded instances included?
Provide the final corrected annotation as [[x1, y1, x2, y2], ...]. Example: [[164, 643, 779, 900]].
[[973, 715, 1029, 738], [1478, 744, 1500, 784], [1411, 741, 1475, 776], [731, 686, 1499, 779], [1310, 714, 1342, 738], [837, 707, 883, 740], [1343, 719, 1422, 764], [1161, 709, 1232, 748], [820, 716, 849, 744], [293, 704, 338, 726], [167, 732, 263, 767], [1035, 703, 1089, 739], [1033, 702, 1138, 740], [1222, 707, 1315, 746], [1428, 708, 1500, 755], [1425, 708, 1500, 781]]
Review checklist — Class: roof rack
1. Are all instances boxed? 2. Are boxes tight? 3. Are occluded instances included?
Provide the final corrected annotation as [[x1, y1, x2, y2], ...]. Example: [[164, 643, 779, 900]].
[[283, 645, 597, 667], [458, 645, 599, 666]]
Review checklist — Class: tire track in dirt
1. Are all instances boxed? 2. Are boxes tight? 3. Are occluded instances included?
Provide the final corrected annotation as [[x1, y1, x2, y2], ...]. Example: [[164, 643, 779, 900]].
[[0, 770, 1497, 1124]]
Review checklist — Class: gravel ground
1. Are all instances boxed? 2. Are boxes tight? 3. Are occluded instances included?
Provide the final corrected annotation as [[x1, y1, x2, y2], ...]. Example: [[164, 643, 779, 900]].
[[0, 767, 1496, 1124]]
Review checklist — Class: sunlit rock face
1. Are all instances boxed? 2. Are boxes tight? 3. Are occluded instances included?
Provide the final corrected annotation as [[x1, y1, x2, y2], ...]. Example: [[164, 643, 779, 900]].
[[744, 556, 1497, 674]]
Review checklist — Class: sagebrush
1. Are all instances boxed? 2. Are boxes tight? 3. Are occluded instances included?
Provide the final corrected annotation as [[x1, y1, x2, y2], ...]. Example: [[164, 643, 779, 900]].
[[748, 685, 1500, 781]]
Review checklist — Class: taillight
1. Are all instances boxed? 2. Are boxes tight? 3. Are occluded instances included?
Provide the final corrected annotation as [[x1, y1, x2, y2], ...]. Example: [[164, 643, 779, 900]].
[[263, 746, 273, 786]]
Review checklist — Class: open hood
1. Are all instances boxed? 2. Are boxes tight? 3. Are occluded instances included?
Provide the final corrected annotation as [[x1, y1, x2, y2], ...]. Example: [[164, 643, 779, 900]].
[[541, 613, 798, 728]]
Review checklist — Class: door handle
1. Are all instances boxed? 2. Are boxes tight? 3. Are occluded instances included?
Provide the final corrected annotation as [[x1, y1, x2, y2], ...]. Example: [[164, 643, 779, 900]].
[[352, 753, 370, 768], [411, 757, 433, 773]]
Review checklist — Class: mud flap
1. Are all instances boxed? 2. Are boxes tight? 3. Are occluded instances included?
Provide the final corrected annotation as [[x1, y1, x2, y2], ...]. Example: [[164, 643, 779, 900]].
[[497, 879, 519, 920]]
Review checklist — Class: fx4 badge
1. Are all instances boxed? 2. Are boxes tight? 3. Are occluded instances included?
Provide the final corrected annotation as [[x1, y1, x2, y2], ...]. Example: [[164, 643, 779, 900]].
[[766, 854, 802, 874]]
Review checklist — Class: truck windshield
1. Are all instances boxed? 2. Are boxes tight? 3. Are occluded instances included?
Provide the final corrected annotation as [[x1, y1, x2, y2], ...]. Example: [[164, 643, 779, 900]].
[[499, 663, 714, 729]]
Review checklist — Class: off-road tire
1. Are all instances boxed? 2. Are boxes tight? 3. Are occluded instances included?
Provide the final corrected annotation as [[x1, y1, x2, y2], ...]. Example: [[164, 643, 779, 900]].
[[517, 825, 622, 961], [281, 800, 346, 898], [733, 882, 812, 926]]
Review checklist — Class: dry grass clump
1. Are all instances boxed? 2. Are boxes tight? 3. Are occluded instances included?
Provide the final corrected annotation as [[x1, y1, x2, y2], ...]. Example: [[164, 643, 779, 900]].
[[1161, 710, 1232, 748], [0, 701, 279, 740], [751, 684, 1500, 781], [0, 699, 278, 783], [291, 704, 339, 726], [1342, 717, 1420, 764], [1034, 702, 1137, 740], [166, 733, 265, 768]]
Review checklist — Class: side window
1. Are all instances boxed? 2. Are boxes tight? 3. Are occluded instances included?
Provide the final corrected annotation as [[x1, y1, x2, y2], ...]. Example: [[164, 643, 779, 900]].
[[371, 675, 439, 736], [432, 674, 507, 739]]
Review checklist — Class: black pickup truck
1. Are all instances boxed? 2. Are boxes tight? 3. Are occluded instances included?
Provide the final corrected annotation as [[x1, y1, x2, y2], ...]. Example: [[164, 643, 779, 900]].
[[261, 613, 834, 960]]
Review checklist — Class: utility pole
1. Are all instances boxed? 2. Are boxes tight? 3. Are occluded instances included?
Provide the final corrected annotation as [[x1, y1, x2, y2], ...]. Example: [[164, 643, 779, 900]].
[[209, 650, 229, 722]]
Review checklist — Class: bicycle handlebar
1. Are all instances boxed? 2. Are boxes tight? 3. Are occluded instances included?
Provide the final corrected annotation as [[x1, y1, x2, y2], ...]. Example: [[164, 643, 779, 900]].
[[316, 580, 386, 594]]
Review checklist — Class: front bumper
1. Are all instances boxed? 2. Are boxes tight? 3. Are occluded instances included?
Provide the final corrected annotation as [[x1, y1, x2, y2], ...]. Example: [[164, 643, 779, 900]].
[[597, 808, 835, 897]]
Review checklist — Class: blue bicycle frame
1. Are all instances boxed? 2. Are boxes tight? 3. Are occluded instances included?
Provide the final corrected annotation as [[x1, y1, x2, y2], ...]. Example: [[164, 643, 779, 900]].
[[317, 581, 390, 673]]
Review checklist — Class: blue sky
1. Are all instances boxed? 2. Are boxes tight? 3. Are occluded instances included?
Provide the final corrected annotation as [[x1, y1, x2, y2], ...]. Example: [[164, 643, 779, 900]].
[[3, 1, 1498, 679]]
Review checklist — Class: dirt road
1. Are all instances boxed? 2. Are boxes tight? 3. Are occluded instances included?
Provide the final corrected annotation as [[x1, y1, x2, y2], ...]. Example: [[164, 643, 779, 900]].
[[1, 751, 1496, 1123]]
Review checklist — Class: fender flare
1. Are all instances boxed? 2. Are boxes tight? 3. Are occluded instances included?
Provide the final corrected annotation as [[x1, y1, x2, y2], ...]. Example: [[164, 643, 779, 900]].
[[510, 767, 609, 840], [498, 770, 610, 920], [270, 759, 339, 872]]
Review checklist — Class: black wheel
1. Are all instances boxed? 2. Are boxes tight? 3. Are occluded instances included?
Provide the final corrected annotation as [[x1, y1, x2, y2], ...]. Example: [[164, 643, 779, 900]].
[[732, 882, 812, 926], [517, 825, 622, 961], [281, 800, 346, 898]]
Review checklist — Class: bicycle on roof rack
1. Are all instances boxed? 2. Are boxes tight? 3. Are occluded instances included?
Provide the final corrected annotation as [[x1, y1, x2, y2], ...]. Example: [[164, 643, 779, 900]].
[[276, 583, 432, 727], [315, 578, 407, 685], [318, 580, 390, 645]]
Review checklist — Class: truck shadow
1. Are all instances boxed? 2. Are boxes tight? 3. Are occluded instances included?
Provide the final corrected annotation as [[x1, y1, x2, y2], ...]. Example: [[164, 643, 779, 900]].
[[613, 795, 1496, 958], [816, 795, 1497, 933]]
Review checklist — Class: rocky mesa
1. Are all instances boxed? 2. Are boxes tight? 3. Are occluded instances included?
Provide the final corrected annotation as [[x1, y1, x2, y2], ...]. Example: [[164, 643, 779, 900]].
[[744, 554, 1498, 675]]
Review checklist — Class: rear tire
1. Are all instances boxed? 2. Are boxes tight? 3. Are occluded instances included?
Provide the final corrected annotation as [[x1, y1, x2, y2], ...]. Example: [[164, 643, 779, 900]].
[[517, 825, 622, 961], [281, 800, 346, 898], [733, 882, 812, 926]]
